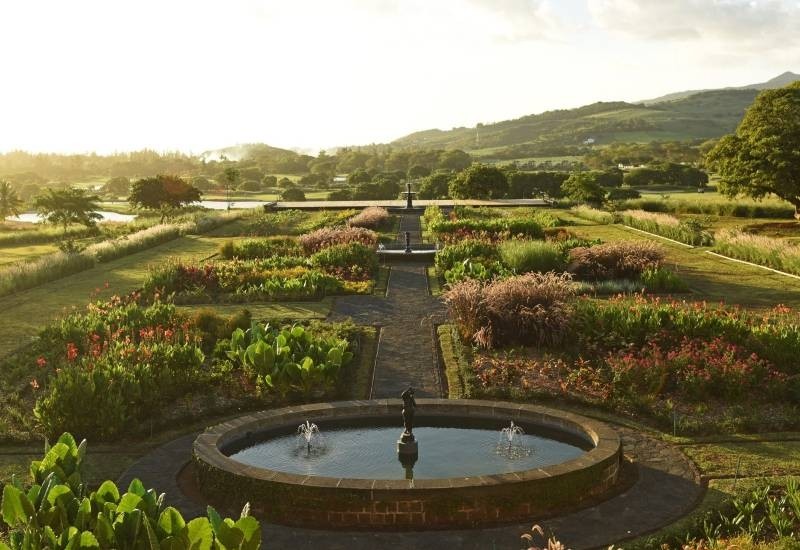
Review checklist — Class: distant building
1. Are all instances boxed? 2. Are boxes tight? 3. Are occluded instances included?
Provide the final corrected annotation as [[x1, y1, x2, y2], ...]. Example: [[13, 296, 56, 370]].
[[333, 175, 347, 183], [583, 137, 596, 145]]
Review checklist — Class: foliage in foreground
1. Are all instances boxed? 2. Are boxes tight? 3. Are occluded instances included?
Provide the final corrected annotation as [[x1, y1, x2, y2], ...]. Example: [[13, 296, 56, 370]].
[[0, 432, 262, 550]]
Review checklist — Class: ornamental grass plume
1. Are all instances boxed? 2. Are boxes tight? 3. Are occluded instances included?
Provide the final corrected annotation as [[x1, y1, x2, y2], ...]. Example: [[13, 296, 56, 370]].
[[445, 272, 575, 349], [298, 226, 378, 254], [568, 241, 664, 280], [347, 206, 390, 229]]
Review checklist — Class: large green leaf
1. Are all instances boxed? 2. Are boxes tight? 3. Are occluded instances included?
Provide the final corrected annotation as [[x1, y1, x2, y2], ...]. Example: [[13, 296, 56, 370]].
[[94, 481, 120, 505], [157, 507, 186, 538], [1, 485, 33, 526], [127, 479, 147, 498], [94, 513, 116, 548], [233, 516, 261, 550], [65, 531, 100, 550], [186, 518, 213, 550], [116, 493, 143, 514]]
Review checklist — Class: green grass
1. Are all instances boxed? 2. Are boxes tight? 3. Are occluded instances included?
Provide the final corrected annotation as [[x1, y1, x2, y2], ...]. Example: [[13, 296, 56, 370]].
[[682, 441, 800, 478], [0, 244, 59, 266]]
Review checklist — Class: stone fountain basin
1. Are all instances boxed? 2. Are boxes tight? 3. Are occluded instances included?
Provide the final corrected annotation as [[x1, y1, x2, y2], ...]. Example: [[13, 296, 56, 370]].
[[193, 399, 621, 530]]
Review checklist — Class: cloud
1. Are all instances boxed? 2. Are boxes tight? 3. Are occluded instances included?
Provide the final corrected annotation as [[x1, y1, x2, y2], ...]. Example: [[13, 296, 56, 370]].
[[588, 0, 800, 49]]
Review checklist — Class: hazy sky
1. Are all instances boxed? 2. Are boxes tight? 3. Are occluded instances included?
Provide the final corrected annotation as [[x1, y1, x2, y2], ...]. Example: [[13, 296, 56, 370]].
[[1, 0, 798, 154]]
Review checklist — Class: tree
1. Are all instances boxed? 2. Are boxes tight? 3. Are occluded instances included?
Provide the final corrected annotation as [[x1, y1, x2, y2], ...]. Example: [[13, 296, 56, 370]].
[[261, 175, 278, 188], [34, 188, 102, 235], [417, 171, 452, 199], [239, 180, 261, 192], [191, 176, 214, 192], [507, 171, 568, 199], [706, 82, 800, 216], [561, 172, 605, 206], [407, 164, 431, 179], [347, 168, 372, 185], [277, 177, 294, 188], [101, 176, 131, 196], [281, 187, 306, 201], [448, 164, 508, 199], [437, 149, 472, 171], [129, 175, 202, 221], [222, 167, 239, 208], [0, 180, 24, 221]]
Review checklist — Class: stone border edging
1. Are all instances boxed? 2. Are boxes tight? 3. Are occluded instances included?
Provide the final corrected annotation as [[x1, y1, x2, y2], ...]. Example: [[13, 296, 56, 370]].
[[618, 224, 697, 248], [193, 399, 621, 529]]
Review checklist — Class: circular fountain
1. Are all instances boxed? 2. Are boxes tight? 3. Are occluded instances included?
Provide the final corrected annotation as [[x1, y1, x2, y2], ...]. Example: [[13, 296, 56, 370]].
[[193, 399, 621, 530]]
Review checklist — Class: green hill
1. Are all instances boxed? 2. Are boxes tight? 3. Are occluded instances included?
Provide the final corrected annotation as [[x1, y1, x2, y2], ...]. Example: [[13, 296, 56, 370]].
[[392, 72, 799, 158], [393, 90, 760, 155]]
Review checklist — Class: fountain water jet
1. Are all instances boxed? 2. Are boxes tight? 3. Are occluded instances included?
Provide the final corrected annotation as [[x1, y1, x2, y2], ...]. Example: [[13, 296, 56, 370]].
[[297, 420, 323, 454]]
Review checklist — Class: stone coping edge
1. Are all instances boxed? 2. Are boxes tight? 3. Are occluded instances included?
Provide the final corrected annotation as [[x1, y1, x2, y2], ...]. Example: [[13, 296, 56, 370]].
[[193, 398, 620, 492]]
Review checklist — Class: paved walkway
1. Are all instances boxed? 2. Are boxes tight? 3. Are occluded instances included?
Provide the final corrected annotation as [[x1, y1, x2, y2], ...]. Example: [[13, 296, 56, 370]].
[[276, 198, 549, 209], [331, 213, 446, 398]]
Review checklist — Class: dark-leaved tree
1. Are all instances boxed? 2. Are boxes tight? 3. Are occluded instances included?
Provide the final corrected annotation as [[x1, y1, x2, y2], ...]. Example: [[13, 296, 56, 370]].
[[129, 175, 201, 221]]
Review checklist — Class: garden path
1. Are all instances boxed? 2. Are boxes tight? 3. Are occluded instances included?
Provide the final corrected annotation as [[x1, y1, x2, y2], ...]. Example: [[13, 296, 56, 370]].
[[330, 213, 447, 398]]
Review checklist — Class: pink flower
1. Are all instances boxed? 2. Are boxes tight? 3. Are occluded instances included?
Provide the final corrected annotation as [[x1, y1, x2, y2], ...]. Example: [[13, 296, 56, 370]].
[[36, 356, 47, 368]]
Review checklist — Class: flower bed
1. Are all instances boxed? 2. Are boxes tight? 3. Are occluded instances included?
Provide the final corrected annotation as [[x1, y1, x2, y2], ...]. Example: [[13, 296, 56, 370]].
[[347, 206, 390, 229], [6, 294, 364, 441]]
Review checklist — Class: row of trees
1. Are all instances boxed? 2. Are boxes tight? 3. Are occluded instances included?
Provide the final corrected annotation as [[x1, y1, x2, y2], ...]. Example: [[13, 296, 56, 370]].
[[0, 175, 204, 233]]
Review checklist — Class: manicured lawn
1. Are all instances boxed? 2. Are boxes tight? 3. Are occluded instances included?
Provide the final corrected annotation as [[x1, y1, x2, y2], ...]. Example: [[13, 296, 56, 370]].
[[0, 243, 59, 266], [682, 440, 800, 478]]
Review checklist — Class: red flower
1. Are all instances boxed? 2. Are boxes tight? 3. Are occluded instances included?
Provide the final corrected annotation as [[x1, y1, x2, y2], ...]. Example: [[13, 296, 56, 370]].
[[36, 356, 47, 368], [66, 342, 79, 362]]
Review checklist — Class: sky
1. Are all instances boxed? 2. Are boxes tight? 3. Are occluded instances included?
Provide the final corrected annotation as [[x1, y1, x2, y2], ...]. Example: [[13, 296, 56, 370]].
[[1, 0, 799, 155]]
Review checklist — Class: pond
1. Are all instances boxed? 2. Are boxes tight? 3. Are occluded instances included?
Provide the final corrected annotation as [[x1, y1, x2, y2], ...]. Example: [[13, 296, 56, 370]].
[[6, 211, 138, 224]]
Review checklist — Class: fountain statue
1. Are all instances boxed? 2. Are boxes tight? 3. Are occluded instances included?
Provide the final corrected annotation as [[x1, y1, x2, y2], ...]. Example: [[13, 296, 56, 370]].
[[401, 182, 416, 210], [397, 387, 418, 457], [404, 231, 412, 253], [297, 420, 322, 454]]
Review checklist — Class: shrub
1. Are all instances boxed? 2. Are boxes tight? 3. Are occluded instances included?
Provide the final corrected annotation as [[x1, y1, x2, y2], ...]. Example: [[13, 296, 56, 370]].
[[435, 239, 499, 272], [298, 226, 378, 253], [567, 241, 665, 280], [569, 205, 616, 224], [281, 187, 306, 201], [347, 206, 390, 229], [714, 229, 800, 275], [498, 240, 566, 273], [429, 218, 545, 242], [445, 272, 575, 349], [571, 298, 800, 374], [224, 322, 354, 398], [620, 209, 713, 246], [639, 267, 688, 292], [311, 242, 378, 280]]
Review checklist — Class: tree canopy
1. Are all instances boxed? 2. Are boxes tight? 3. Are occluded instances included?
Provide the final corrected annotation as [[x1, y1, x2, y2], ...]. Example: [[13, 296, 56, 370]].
[[0, 180, 24, 221], [34, 188, 102, 234], [128, 175, 201, 220], [561, 172, 605, 206], [706, 82, 800, 216], [448, 164, 508, 199]]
